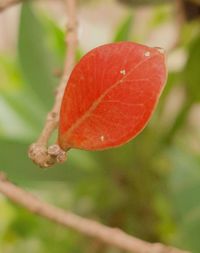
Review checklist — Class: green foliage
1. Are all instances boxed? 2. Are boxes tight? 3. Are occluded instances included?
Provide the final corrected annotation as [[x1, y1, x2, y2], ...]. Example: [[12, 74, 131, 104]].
[[113, 14, 133, 42], [184, 35, 200, 101], [0, 55, 45, 140], [148, 5, 170, 28], [168, 148, 200, 252], [0, 1, 200, 253], [18, 3, 56, 108]]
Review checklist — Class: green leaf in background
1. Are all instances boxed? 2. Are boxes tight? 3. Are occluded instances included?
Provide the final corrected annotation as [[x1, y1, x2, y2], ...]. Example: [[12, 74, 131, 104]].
[[113, 14, 133, 42], [18, 3, 57, 108], [1, 91, 47, 138], [0, 54, 22, 92], [162, 97, 193, 145], [39, 13, 66, 65], [0, 197, 16, 241], [148, 5, 170, 29], [180, 21, 200, 48], [39, 14, 85, 64], [168, 147, 200, 252], [184, 35, 200, 101], [0, 96, 35, 140], [0, 54, 46, 140]]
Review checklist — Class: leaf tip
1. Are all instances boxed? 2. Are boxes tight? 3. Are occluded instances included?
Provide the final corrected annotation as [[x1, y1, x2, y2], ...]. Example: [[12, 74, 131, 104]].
[[154, 47, 165, 54]]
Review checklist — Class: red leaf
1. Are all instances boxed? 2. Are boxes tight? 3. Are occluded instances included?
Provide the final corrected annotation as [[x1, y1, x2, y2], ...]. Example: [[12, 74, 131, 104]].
[[58, 42, 167, 151]]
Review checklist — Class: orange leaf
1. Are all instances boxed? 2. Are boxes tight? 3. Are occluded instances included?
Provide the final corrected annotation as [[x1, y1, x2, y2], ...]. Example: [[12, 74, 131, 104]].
[[58, 42, 167, 151]]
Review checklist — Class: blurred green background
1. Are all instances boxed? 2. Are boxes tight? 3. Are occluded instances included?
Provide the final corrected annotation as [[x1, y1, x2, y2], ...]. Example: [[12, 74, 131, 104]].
[[0, 0, 200, 252]]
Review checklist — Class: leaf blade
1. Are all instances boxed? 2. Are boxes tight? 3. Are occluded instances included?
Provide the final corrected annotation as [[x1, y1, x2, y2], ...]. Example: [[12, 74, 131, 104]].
[[18, 3, 56, 108], [59, 42, 167, 151]]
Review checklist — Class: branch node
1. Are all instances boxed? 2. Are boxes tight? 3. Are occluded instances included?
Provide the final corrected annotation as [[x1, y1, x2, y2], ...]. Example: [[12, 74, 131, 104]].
[[47, 111, 58, 122], [28, 143, 51, 168], [48, 144, 67, 164], [28, 143, 67, 168]]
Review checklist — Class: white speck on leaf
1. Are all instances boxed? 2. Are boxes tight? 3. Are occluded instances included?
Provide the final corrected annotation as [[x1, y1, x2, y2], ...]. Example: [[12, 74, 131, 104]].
[[100, 135, 105, 142], [144, 51, 150, 57], [120, 69, 126, 75]]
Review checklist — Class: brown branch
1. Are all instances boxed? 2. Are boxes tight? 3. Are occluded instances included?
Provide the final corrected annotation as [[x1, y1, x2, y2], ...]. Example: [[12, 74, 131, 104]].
[[0, 172, 190, 253], [28, 0, 78, 168], [0, 0, 22, 12]]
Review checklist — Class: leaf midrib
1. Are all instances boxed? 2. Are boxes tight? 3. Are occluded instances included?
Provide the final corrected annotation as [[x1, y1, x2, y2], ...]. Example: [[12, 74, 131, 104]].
[[63, 52, 158, 141]]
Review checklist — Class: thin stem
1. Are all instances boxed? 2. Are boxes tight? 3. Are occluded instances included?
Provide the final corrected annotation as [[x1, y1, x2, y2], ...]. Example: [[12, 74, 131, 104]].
[[28, 0, 78, 168]]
